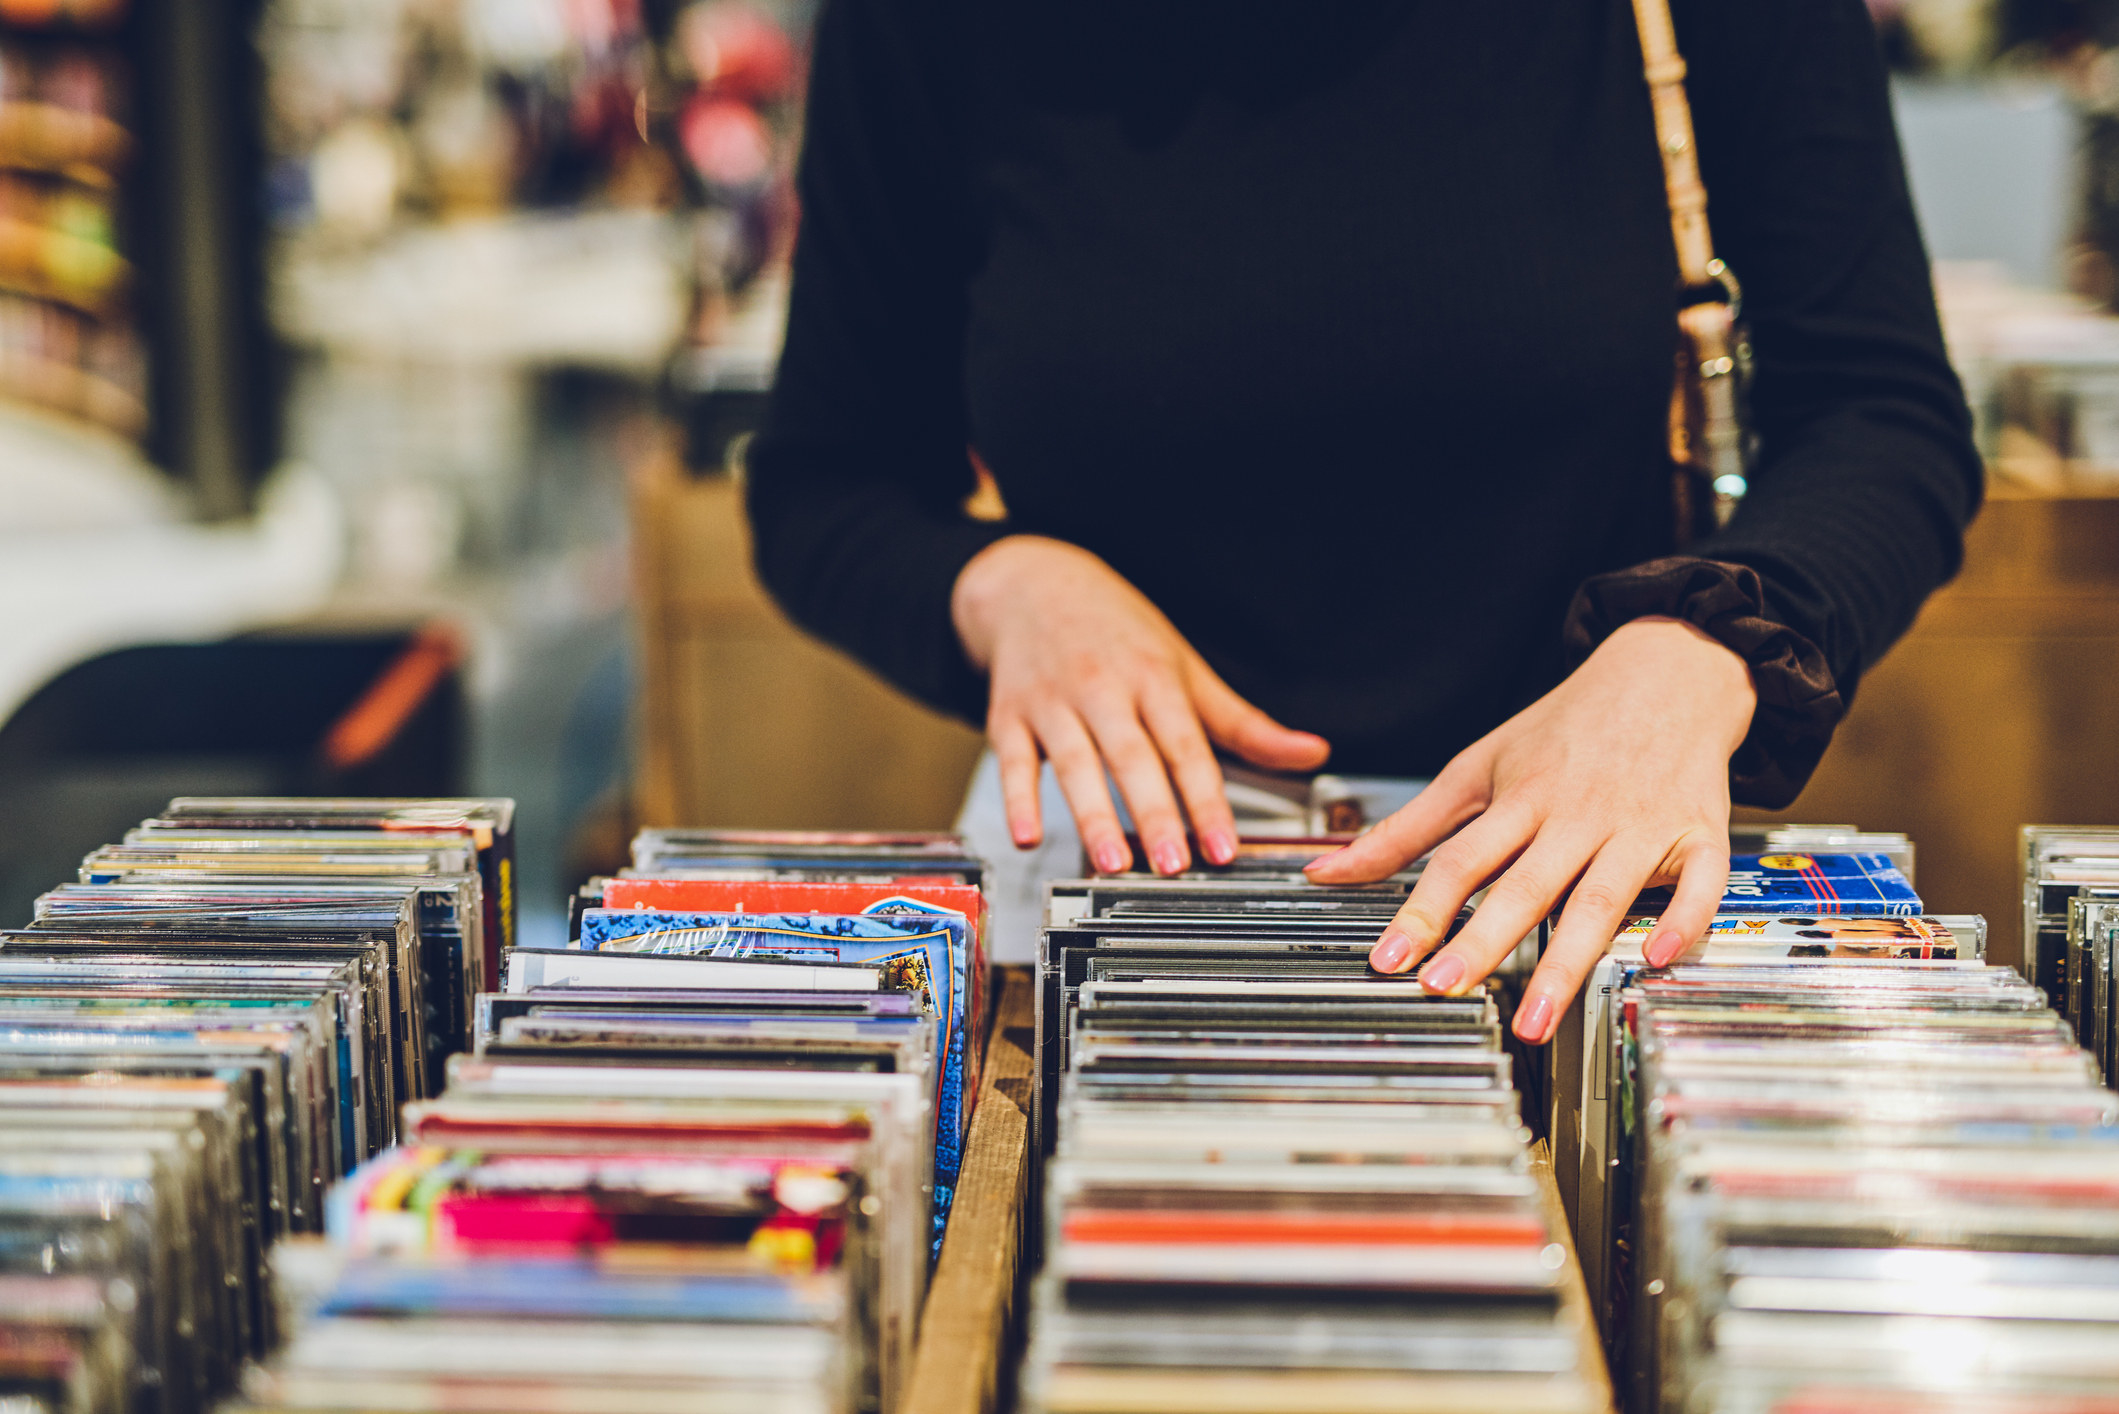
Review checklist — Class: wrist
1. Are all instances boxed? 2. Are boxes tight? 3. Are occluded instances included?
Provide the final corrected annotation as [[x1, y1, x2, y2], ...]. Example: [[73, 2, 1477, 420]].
[[1598, 615, 1757, 751], [952, 534, 1069, 671]]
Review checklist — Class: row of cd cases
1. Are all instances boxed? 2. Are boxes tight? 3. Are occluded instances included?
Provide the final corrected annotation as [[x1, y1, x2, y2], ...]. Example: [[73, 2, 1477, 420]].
[[238, 826, 999, 1414], [1615, 951, 2119, 1413], [1553, 825, 2119, 1412], [1019, 824, 2119, 1414], [0, 797, 516, 1414], [0, 807, 996, 1414], [1023, 849, 1611, 1414], [2025, 825, 2119, 1087]]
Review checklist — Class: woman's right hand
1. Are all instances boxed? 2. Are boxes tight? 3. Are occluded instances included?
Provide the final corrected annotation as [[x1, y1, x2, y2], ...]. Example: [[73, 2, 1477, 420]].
[[952, 534, 1332, 875]]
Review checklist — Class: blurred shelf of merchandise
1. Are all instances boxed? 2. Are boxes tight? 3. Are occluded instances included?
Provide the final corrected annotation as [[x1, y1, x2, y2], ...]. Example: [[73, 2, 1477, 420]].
[[1943, 260, 2119, 496], [0, 0, 814, 948]]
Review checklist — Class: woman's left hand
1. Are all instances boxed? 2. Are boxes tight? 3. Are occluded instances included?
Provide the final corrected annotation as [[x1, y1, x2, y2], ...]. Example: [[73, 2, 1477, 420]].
[[1303, 616, 1757, 1047]]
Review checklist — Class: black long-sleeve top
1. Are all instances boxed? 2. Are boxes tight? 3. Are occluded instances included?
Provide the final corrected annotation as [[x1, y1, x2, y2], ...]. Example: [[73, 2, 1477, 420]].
[[745, 0, 1981, 807]]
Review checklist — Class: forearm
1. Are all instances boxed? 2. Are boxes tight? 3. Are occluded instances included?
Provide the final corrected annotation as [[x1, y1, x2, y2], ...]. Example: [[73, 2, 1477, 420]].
[[745, 444, 1008, 722], [1565, 273, 1979, 808]]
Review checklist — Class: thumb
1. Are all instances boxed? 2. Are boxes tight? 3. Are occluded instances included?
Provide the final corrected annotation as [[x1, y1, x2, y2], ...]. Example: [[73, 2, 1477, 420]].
[[1187, 662, 1330, 772]]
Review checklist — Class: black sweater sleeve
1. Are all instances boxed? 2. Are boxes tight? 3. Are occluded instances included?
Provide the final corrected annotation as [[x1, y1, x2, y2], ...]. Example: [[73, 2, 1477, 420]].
[[744, 0, 1004, 722], [1567, 0, 1982, 806]]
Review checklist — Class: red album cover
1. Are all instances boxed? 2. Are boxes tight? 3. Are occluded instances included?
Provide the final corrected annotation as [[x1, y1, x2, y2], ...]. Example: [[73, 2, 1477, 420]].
[[597, 877, 992, 1102]]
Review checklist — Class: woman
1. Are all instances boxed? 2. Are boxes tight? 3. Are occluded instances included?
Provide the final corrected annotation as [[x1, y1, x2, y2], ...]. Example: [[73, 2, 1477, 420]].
[[745, 0, 1981, 1044]]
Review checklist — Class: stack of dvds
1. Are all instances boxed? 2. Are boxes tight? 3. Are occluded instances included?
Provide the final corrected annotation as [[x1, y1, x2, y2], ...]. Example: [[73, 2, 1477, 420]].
[[1020, 872, 1606, 1414], [2023, 826, 2119, 1081], [1619, 958, 2119, 1413], [0, 797, 513, 1414], [234, 829, 990, 1414], [263, 1062, 923, 1414]]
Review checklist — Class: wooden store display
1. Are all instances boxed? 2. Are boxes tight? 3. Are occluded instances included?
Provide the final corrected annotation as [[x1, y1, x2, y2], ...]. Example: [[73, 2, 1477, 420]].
[[630, 453, 984, 832]]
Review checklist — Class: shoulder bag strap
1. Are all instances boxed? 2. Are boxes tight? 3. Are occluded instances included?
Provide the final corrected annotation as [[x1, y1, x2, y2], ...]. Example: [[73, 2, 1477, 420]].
[[1631, 0, 1717, 287], [1630, 0, 1749, 541]]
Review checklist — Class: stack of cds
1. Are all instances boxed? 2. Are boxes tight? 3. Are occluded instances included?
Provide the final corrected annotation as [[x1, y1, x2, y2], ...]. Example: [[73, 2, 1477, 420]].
[[1618, 957, 2119, 1413], [234, 829, 990, 1414], [0, 796, 512, 1414], [39, 797, 516, 1111], [1021, 872, 1606, 1414], [2023, 826, 2119, 1081], [565, 829, 989, 1254], [29, 794, 2119, 1414], [1727, 826, 1916, 885], [1555, 845, 1987, 1339]]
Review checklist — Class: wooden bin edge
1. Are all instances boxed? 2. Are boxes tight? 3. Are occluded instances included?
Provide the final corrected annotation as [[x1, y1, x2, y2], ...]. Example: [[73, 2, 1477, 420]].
[[904, 966, 1035, 1414]]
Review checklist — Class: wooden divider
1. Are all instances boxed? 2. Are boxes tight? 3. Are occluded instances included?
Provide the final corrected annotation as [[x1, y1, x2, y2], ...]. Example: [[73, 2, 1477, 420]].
[[905, 967, 1037, 1414], [1531, 1142, 1620, 1414]]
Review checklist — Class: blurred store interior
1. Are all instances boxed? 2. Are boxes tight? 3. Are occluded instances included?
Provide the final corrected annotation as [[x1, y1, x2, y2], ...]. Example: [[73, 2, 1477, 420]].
[[4, 0, 2119, 953]]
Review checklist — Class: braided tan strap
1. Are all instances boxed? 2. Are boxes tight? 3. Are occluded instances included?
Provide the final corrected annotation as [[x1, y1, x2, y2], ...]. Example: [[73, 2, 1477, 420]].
[[1631, 0, 1717, 287], [1632, 0, 1747, 539]]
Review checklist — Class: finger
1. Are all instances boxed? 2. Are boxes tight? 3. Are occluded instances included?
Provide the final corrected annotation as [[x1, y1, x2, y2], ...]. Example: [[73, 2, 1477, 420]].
[[1033, 707, 1131, 875], [1140, 686, 1238, 866], [1513, 834, 1667, 1044], [1418, 828, 1596, 998], [1081, 701, 1191, 876], [1367, 805, 1533, 975], [990, 713, 1044, 849], [1185, 661, 1331, 772], [1640, 835, 1730, 968], [1308, 755, 1491, 884]]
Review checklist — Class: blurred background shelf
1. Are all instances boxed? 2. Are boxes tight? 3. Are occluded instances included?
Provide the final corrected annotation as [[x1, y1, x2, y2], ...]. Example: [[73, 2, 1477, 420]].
[[1739, 494, 2119, 972]]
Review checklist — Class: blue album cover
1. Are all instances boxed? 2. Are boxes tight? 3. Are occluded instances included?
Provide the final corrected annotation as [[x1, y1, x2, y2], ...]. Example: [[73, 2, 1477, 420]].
[[575, 908, 970, 1257], [1637, 851, 1921, 916], [321, 1257, 839, 1324]]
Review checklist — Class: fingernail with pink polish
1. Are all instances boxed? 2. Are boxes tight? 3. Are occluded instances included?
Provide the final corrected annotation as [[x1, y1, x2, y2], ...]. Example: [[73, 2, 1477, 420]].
[[1420, 953, 1467, 995], [1370, 931, 1414, 974], [1093, 842, 1129, 875], [1011, 822, 1038, 849], [1202, 830, 1238, 867], [1152, 842, 1187, 876], [1644, 928, 1686, 968], [1303, 847, 1343, 874], [1516, 993, 1556, 1044]]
